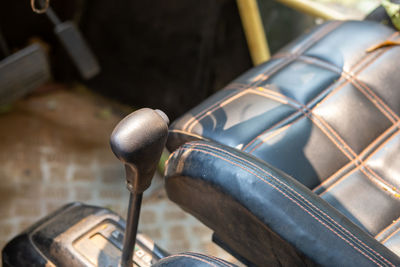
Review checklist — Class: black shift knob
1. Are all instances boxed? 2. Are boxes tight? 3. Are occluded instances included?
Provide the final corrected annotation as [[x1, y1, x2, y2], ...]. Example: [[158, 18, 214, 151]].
[[110, 108, 169, 193]]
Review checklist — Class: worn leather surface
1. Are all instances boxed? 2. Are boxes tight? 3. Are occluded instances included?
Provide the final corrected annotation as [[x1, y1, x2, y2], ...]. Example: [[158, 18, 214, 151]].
[[166, 141, 400, 266], [153, 252, 238, 267], [166, 20, 400, 266]]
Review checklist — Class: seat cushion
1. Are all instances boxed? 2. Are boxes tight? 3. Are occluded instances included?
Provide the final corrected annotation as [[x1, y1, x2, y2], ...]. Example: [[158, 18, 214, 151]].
[[167, 20, 400, 241]]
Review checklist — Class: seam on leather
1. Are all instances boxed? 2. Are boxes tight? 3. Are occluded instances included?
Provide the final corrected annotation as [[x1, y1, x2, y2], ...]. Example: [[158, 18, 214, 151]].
[[184, 89, 250, 132], [182, 21, 343, 133], [251, 31, 400, 150], [381, 227, 400, 244], [242, 33, 400, 196], [244, 78, 348, 152], [242, 110, 303, 150], [316, 126, 400, 197], [243, 87, 400, 197], [174, 144, 394, 267], [251, 87, 303, 108], [318, 165, 400, 199], [246, 115, 305, 151], [297, 54, 400, 123], [182, 142, 395, 264], [318, 166, 361, 197], [245, 86, 358, 161], [376, 218, 400, 241], [248, 89, 296, 107], [352, 32, 400, 74], [307, 116, 400, 196], [314, 124, 400, 194], [312, 160, 356, 193], [182, 143, 396, 266]]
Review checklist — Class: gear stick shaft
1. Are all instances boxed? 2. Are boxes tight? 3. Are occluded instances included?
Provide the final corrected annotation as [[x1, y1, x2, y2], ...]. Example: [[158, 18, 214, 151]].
[[110, 108, 169, 267]]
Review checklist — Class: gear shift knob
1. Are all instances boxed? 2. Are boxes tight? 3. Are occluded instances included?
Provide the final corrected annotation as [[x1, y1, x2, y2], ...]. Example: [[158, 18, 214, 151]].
[[110, 108, 169, 267], [110, 108, 169, 193]]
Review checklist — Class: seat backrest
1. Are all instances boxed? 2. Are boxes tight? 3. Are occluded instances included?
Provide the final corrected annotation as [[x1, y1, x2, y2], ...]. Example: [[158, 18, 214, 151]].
[[167, 20, 400, 251]]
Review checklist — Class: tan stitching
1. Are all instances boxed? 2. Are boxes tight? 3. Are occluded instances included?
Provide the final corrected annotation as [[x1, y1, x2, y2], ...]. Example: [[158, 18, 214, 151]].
[[245, 31, 400, 194], [248, 122, 298, 152], [243, 72, 352, 151], [185, 89, 250, 132], [243, 111, 302, 151], [361, 167, 400, 197], [319, 163, 400, 198], [182, 57, 294, 132], [351, 32, 400, 74], [186, 142, 394, 264], [360, 125, 399, 160], [247, 79, 400, 196], [375, 218, 400, 240], [316, 125, 400, 195], [349, 79, 396, 123], [351, 78, 399, 122], [381, 227, 400, 244], [251, 87, 303, 108], [310, 114, 357, 158], [249, 89, 291, 105], [182, 90, 239, 131], [314, 126, 399, 194], [297, 55, 399, 123], [183, 21, 343, 133], [319, 166, 360, 197], [178, 144, 394, 266], [246, 82, 358, 160], [304, 41, 399, 114], [187, 88, 295, 133], [311, 164, 350, 193], [243, 78, 344, 151]]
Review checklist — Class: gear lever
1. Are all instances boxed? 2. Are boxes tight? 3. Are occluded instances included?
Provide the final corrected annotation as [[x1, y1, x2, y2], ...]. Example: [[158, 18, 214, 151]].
[[110, 108, 169, 267]]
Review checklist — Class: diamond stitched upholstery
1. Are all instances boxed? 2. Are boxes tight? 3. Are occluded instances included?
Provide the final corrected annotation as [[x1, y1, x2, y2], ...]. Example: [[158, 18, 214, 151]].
[[166, 20, 400, 259]]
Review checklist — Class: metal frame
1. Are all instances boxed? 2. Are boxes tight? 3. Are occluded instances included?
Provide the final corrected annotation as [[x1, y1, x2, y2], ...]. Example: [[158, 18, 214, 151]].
[[237, 0, 363, 66], [236, 0, 271, 65]]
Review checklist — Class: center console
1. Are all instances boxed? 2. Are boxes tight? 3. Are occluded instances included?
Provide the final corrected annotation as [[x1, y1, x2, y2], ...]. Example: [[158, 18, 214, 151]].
[[2, 202, 168, 267]]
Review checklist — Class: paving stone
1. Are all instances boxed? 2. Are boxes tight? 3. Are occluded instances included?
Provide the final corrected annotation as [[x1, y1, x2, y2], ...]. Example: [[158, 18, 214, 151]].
[[74, 186, 94, 202], [100, 165, 125, 184], [139, 210, 157, 225], [48, 163, 67, 182], [142, 228, 162, 240], [169, 225, 187, 240], [73, 167, 96, 182], [99, 188, 125, 200], [15, 201, 43, 218], [44, 186, 70, 200], [0, 221, 15, 237], [163, 210, 188, 221]]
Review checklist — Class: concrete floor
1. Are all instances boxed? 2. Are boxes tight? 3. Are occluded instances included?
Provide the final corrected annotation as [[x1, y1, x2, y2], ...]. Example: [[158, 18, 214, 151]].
[[0, 84, 239, 264]]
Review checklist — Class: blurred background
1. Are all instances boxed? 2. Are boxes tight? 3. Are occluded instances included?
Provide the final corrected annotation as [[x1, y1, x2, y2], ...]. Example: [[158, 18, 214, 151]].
[[0, 0, 382, 263]]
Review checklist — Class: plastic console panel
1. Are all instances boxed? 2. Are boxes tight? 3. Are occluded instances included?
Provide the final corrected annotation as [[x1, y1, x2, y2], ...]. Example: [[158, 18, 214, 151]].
[[2, 202, 168, 267]]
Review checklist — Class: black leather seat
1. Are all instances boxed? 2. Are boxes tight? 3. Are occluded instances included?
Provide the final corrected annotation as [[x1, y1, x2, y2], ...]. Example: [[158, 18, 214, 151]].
[[164, 20, 400, 266]]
